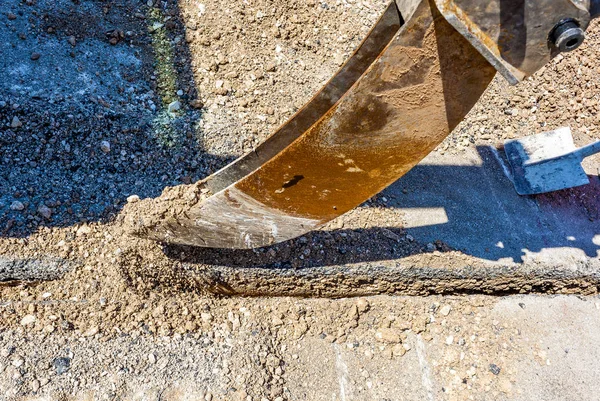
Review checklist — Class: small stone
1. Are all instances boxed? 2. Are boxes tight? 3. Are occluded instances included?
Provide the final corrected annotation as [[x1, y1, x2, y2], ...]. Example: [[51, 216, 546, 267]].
[[68, 36, 76, 46], [381, 228, 401, 242], [151, 22, 164, 32], [8, 13, 17, 20], [265, 62, 277, 72], [21, 314, 36, 326], [76, 225, 91, 236], [176, 89, 184, 96], [1, 346, 15, 357], [356, 299, 370, 313], [37, 204, 52, 219], [100, 140, 111, 153], [375, 328, 401, 344], [83, 326, 98, 337], [439, 305, 451, 316], [11, 116, 22, 128], [157, 358, 168, 370], [190, 99, 204, 109], [168, 100, 181, 113], [53, 357, 71, 375], [127, 194, 140, 203], [489, 363, 501, 375], [411, 316, 428, 333], [31, 52, 41, 60], [10, 201, 25, 211], [445, 335, 454, 345], [148, 353, 156, 364], [31, 379, 40, 392], [392, 344, 406, 357], [12, 357, 24, 367]]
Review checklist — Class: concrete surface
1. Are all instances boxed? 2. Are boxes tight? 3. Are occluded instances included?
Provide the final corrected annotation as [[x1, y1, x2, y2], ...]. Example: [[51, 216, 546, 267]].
[[0, 257, 73, 282], [394, 146, 599, 264], [285, 295, 600, 401]]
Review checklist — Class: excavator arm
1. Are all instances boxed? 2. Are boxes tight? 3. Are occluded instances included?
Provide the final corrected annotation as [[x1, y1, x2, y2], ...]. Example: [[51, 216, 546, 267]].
[[128, 0, 599, 249]]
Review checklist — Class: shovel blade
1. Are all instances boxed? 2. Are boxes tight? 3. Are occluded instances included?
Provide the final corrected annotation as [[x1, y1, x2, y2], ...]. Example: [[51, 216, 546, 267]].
[[504, 127, 589, 195]]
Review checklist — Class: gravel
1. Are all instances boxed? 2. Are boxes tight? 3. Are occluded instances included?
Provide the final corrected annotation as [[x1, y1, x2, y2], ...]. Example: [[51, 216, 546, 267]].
[[0, 0, 598, 399]]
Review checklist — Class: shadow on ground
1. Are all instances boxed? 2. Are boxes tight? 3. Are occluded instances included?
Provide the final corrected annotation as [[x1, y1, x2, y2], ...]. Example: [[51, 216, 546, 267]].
[[0, 0, 228, 237], [164, 146, 599, 268]]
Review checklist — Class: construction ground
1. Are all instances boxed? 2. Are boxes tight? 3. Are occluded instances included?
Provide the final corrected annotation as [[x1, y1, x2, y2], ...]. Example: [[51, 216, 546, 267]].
[[0, 0, 599, 400]]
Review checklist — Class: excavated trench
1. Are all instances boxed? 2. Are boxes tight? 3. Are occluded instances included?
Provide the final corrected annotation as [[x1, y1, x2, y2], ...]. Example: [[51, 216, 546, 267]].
[[3, 253, 599, 298]]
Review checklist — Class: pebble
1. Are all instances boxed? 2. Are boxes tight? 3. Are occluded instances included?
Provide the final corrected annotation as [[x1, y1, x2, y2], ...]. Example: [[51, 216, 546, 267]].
[[76, 225, 91, 236], [21, 314, 37, 325], [83, 326, 99, 337], [356, 298, 370, 313], [392, 344, 406, 357], [31, 52, 41, 60], [439, 305, 452, 316], [151, 22, 164, 32], [1, 346, 15, 358], [148, 353, 156, 364], [375, 328, 401, 344], [10, 201, 25, 211], [68, 36, 77, 47], [8, 13, 17, 20], [127, 194, 140, 203], [12, 357, 24, 367], [11, 116, 22, 128], [53, 357, 71, 375], [100, 140, 111, 153], [190, 99, 204, 109], [168, 100, 181, 113], [38, 204, 52, 219], [31, 379, 40, 392], [489, 363, 501, 375]]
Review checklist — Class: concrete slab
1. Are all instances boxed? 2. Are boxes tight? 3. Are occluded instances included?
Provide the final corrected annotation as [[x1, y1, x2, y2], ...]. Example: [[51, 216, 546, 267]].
[[283, 295, 600, 401]]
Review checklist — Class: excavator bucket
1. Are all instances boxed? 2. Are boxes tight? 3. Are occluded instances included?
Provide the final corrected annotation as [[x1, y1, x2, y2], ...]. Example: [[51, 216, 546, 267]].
[[125, 0, 595, 249]]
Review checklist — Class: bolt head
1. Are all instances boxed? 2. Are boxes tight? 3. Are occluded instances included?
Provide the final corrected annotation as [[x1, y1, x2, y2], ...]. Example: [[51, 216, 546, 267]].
[[552, 20, 585, 52]]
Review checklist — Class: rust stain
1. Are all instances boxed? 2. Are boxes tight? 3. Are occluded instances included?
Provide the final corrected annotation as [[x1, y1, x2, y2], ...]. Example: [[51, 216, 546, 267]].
[[236, 1, 496, 221]]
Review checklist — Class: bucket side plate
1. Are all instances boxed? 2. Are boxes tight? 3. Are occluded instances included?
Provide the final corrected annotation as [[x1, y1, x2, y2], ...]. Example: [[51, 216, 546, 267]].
[[137, 0, 497, 249]]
